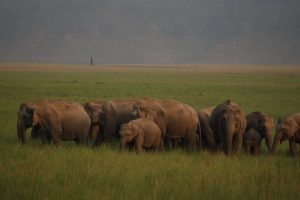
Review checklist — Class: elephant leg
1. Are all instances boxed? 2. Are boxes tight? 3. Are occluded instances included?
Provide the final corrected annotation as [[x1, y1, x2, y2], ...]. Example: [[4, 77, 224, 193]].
[[153, 143, 159, 152], [89, 125, 99, 142], [134, 134, 144, 153], [289, 139, 297, 157], [93, 131, 104, 147], [243, 143, 251, 154], [185, 134, 197, 152], [153, 136, 161, 152], [134, 142, 143, 153], [40, 131, 51, 145], [51, 135, 61, 147], [46, 119, 62, 147], [215, 142, 223, 153], [78, 131, 89, 146], [31, 127, 40, 139], [164, 137, 172, 150], [159, 137, 165, 151], [49, 129, 62, 147]]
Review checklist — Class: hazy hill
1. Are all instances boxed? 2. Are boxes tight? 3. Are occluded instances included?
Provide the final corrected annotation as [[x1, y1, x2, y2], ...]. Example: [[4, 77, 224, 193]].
[[0, 0, 299, 64]]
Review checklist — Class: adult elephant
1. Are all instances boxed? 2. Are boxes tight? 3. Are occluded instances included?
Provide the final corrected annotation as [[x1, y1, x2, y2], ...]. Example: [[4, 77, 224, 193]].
[[83, 101, 106, 143], [131, 98, 199, 151], [85, 99, 136, 146], [198, 106, 215, 150], [210, 99, 246, 156], [272, 113, 300, 157], [243, 111, 274, 155], [17, 99, 91, 146]]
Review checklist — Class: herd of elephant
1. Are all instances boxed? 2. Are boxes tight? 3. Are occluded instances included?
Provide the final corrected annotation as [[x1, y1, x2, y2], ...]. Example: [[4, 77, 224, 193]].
[[17, 98, 300, 156]]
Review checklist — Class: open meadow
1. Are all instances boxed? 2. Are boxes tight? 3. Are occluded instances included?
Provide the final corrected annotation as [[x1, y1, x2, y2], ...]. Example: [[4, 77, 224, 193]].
[[0, 62, 300, 199]]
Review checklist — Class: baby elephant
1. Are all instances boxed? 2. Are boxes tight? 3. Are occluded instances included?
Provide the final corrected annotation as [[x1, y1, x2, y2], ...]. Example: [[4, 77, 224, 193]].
[[243, 128, 262, 155], [119, 118, 161, 153]]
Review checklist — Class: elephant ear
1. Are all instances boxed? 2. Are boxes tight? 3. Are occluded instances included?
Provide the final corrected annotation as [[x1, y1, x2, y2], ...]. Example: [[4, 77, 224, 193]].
[[143, 107, 157, 122], [32, 110, 40, 127], [19, 103, 36, 126], [19, 103, 34, 115], [290, 119, 299, 136], [130, 123, 140, 138], [266, 116, 275, 130], [84, 102, 103, 124]]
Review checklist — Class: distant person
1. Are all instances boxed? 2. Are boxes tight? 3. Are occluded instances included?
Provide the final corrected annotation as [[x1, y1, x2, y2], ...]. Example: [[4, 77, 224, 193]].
[[90, 56, 94, 66]]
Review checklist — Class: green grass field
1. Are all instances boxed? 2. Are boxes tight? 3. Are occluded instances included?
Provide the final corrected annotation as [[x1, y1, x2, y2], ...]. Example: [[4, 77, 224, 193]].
[[0, 63, 300, 199]]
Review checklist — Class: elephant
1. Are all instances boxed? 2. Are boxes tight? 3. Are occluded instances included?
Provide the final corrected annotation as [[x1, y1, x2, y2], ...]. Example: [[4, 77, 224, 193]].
[[85, 99, 137, 146], [243, 128, 263, 156], [210, 99, 246, 156], [197, 106, 216, 150], [30, 126, 40, 139], [131, 98, 199, 151], [17, 99, 91, 146], [272, 112, 300, 157], [119, 118, 161, 153], [83, 101, 106, 143], [243, 111, 274, 155]]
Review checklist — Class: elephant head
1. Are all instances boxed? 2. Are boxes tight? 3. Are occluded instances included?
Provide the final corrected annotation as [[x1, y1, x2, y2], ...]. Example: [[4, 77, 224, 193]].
[[132, 105, 157, 122], [119, 123, 139, 151], [220, 109, 242, 133], [246, 112, 274, 152], [83, 102, 105, 144], [17, 103, 35, 144], [83, 102, 103, 125], [272, 118, 299, 154]]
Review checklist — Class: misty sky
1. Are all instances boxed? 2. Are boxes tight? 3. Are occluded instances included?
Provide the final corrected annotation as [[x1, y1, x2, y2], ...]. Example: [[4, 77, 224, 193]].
[[0, 0, 299, 64]]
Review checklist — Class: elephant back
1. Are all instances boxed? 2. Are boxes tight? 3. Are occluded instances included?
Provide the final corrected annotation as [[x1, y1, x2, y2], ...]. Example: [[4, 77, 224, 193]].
[[46, 100, 91, 127]]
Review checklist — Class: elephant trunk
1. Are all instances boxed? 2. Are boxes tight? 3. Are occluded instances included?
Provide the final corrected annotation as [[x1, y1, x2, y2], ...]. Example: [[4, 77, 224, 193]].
[[17, 118, 26, 144], [271, 132, 281, 155], [224, 116, 235, 156], [89, 125, 100, 142], [265, 130, 273, 152]]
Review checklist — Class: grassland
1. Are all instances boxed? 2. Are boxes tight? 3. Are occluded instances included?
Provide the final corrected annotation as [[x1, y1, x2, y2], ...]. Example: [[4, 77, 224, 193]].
[[0, 62, 300, 199]]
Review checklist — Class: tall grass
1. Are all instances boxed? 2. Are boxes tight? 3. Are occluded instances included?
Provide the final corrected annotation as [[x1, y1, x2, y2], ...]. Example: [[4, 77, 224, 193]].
[[0, 64, 300, 199]]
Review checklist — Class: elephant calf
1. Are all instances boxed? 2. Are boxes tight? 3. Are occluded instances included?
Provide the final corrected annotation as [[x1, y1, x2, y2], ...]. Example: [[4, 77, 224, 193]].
[[243, 111, 274, 155], [243, 128, 262, 155], [119, 118, 161, 153], [272, 112, 300, 157]]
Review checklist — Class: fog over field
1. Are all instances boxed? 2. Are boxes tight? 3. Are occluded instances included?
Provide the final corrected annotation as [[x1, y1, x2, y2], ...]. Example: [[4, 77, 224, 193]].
[[0, 0, 299, 64]]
